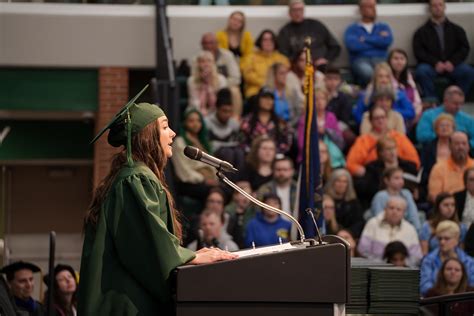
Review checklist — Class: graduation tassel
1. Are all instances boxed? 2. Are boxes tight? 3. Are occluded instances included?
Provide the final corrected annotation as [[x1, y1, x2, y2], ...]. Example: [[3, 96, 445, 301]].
[[126, 110, 133, 167]]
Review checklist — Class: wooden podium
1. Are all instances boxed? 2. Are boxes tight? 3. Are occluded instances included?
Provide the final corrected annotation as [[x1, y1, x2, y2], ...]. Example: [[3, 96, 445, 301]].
[[173, 235, 350, 316]]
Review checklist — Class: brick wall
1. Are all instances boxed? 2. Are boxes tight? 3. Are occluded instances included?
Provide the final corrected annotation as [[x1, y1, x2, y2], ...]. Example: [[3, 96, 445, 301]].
[[93, 67, 129, 188]]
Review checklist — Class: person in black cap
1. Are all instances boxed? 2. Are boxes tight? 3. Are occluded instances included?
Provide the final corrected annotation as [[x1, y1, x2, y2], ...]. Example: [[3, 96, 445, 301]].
[[78, 86, 236, 316], [43, 264, 77, 316], [1, 261, 44, 316]]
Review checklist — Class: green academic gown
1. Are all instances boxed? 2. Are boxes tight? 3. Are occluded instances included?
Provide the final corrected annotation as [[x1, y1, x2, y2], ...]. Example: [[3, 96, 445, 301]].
[[77, 163, 196, 316]]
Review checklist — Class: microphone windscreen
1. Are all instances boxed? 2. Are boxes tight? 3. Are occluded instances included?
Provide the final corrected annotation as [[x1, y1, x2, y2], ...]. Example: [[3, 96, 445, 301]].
[[184, 146, 200, 160]]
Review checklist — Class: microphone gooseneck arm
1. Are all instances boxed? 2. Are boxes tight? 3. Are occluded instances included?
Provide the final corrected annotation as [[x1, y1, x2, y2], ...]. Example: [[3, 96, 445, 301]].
[[216, 171, 306, 243], [305, 208, 323, 245]]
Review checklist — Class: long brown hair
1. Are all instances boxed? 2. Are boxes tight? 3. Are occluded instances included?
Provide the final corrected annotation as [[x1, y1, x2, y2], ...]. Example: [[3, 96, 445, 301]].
[[84, 119, 183, 241], [432, 257, 469, 295]]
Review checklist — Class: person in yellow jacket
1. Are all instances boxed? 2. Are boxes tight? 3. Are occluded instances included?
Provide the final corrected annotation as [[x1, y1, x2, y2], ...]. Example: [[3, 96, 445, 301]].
[[216, 11, 254, 61], [240, 30, 290, 99]]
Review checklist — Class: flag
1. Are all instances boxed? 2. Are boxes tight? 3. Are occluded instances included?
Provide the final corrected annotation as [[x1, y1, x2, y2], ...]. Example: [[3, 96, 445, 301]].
[[298, 39, 324, 238]]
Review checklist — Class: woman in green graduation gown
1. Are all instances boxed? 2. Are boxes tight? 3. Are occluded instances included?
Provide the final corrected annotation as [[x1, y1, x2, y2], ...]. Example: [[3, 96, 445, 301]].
[[78, 88, 236, 316]]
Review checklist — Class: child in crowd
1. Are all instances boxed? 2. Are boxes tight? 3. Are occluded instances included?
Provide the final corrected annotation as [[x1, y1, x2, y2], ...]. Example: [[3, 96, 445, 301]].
[[370, 167, 421, 233], [244, 193, 291, 248], [383, 241, 409, 267]]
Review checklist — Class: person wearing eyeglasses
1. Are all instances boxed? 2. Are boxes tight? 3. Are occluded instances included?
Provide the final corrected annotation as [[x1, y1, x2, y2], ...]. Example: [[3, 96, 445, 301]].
[[420, 220, 474, 296]]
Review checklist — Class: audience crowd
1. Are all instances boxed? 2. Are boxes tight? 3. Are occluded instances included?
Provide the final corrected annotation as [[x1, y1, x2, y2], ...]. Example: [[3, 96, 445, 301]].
[[2, 0, 474, 310], [177, 0, 474, 299]]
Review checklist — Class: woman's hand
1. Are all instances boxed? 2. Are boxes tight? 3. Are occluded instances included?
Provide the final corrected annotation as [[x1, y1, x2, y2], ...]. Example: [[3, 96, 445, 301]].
[[189, 247, 238, 265]]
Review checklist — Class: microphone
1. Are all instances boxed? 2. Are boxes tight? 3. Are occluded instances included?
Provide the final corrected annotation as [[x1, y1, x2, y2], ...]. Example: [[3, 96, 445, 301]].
[[183, 146, 238, 173]]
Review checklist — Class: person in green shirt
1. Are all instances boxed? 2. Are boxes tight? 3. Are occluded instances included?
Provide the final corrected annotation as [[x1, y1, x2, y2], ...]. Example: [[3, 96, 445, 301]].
[[78, 86, 236, 316]]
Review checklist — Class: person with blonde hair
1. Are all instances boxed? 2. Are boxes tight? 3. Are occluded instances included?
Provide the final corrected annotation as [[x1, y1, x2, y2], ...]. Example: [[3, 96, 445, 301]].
[[216, 11, 254, 62], [187, 51, 227, 116], [353, 62, 414, 125], [420, 219, 474, 296], [324, 168, 365, 237]]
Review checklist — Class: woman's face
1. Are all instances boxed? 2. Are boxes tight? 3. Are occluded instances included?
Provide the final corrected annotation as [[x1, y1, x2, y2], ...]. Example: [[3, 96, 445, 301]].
[[323, 197, 336, 220], [437, 231, 459, 254], [370, 107, 388, 132], [197, 56, 212, 75], [375, 69, 391, 86], [443, 260, 463, 286], [260, 32, 275, 53], [258, 96, 275, 112], [257, 140, 276, 163], [389, 52, 407, 74], [205, 192, 225, 213], [315, 92, 328, 112], [385, 171, 404, 191], [439, 197, 456, 219], [159, 116, 176, 158], [184, 112, 202, 135], [296, 52, 306, 72], [334, 175, 349, 196], [228, 12, 244, 32], [435, 118, 454, 138], [56, 270, 76, 295], [275, 65, 289, 86]]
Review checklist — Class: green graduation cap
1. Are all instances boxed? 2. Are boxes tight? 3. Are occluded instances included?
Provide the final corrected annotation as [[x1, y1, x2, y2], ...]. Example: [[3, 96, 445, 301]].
[[91, 84, 165, 166]]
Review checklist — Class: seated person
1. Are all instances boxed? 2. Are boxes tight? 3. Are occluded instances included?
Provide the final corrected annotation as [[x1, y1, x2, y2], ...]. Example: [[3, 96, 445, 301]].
[[187, 51, 228, 117], [201, 32, 243, 117], [245, 193, 291, 248], [370, 167, 421, 233], [358, 196, 422, 266], [416, 86, 474, 149], [413, 0, 474, 101], [425, 258, 474, 299], [314, 88, 345, 150], [1, 261, 45, 316], [355, 136, 417, 206], [420, 113, 455, 198], [454, 167, 474, 227], [205, 88, 245, 171], [240, 30, 289, 99], [187, 209, 239, 252], [277, 0, 341, 71], [238, 136, 276, 191], [225, 181, 256, 249], [344, 0, 393, 87], [353, 62, 414, 125], [265, 62, 304, 128], [360, 87, 405, 135], [216, 11, 254, 61], [324, 66, 357, 146], [239, 87, 293, 155], [420, 220, 474, 296], [466, 223, 474, 257], [387, 48, 422, 122], [420, 192, 468, 256], [346, 106, 420, 177], [383, 241, 409, 267], [43, 264, 77, 316], [324, 168, 365, 237], [428, 131, 474, 202], [171, 108, 218, 200]]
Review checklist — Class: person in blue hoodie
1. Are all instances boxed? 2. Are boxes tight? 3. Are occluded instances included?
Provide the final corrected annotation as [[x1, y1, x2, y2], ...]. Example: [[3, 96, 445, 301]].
[[245, 193, 292, 248], [344, 0, 393, 87]]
